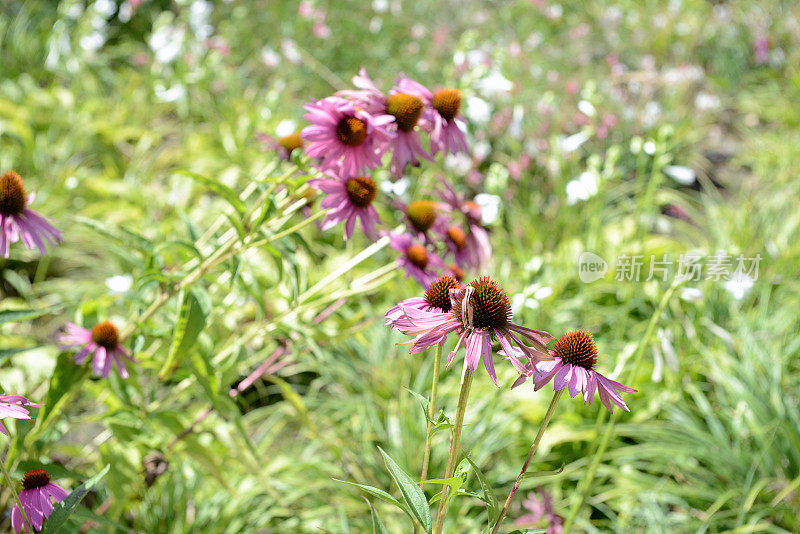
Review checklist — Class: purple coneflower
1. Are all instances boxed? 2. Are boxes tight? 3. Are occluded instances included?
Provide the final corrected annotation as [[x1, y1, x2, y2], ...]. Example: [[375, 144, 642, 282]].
[[515, 488, 563, 534], [256, 130, 305, 160], [399, 277, 553, 385], [439, 181, 492, 268], [0, 171, 62, 258], [338, 69, 433, 177], [12, 469, 68, 532], [301, 96, 393, 178], [389, 232, 444, 286], [384, 274, 461, 331], [396, 76, 468, 156], [515, 330, 636, 412], [0, 395, 42, 435], [59, 321, 135, 379], [309, 174, 380, 240], [396, 199, 446, 242]]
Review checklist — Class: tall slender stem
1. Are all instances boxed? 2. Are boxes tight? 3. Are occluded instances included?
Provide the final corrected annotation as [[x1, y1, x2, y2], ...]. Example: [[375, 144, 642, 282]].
[[491, 389, 564, 534], [419, 343, 443, 488], [434, 368, 474, 534], [1, 446, 33, 534]]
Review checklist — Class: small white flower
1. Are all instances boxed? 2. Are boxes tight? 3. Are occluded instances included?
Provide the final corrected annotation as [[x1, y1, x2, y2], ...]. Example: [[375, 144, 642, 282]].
[[149, 25, 184, 64], [444, 153, 473, 175], [533, 286, 553, 299], [560, 131, 590, 153], [474, 193, 501, 224], [155, 84, 186, 103], [281, 38, 301, 64], [275, 119, 297, 137], [106, 274, 133, 294], [464, 96, 491, 123], [664, 165, 696, 185], [578, 100, 596, 117], [680, 287, 703, 302], [566, 171, 598, 205], [380, 177, 410, 196], [643, 141, 656, 155], [261, 46, 280, 67], [476, 71, 513, 96], [724, 272, 754, 300]]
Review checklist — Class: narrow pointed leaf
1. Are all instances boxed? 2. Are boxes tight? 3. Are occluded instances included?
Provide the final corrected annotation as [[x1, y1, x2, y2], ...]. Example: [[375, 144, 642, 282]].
[[377, 447, 432, 533]]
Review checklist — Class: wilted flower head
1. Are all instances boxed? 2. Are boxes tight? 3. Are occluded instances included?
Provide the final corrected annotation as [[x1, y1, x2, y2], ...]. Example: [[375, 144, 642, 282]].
[[514, 330, 636, 412], [438, 180, 492, 268], [59, 321, 136, 379], [398, 277, 553, 385], [309, 173, 380, 240], [389, 232, 445, 286], [0, 171, 62, 258], [302, 96, 394, 178], [12, 469, 68, 532], [0, 395, 42, 435], [396, 76, 468, 156]]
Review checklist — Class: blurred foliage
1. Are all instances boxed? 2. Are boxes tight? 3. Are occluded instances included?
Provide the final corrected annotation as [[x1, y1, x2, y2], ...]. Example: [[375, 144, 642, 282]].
[[1, 0, 800, 532]]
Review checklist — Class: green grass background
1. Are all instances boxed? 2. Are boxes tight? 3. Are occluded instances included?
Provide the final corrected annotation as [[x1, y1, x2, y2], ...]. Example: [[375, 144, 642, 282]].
[[1, 0, 800, 532]]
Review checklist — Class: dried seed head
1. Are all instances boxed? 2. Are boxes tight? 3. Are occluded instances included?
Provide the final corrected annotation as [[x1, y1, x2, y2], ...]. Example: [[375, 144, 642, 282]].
[[385, 93, 424, 132], [432, 88, 462, 122], [278, 131, 304, 153], [143, 451, 169, 487], [446, 225, 467, 250], [406, 243, 429, 269], [424, 275, 461, 312], [345, 177, 377, 208], [554, 330, 598, 370], [22, 469, 50, 490], [453, 277, 511, 329], [336, 116, 368, 146], [91, 321, 119, 350], [406, 200, 438, 233], [0, 171, 27, 216]]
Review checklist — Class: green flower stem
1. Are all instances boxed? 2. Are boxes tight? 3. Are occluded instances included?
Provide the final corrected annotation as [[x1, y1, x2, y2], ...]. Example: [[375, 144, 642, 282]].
[[434, 368, 474, 534], [491, 388, 564, 534], [1, 444, 33, 534], [420, 343, 444, 488], [561, 282, 679, 532]]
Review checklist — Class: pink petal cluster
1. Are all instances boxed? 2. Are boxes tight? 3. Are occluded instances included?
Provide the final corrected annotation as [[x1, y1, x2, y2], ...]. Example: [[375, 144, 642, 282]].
[[12, 470, 68, 532], [0, 395, 42, 435], [59, 322, 136, 379]]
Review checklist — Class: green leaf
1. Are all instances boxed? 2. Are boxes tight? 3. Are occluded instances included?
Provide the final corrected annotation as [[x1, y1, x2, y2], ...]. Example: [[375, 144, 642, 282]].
[[518, 462, 565, 481], [178, 170, 246, 215], [158, 288, 208, 380], [467, 455, 499, 524], [364, 498, 390, 534], [0, 308, 51, 326], [377, 447, 432, 533], [43, 464, 110, 534], [333, 479, 408, 514]]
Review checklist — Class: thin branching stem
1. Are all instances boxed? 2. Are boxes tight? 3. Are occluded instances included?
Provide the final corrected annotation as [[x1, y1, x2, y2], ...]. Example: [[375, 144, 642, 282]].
[[492, 389, 564, 534]]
